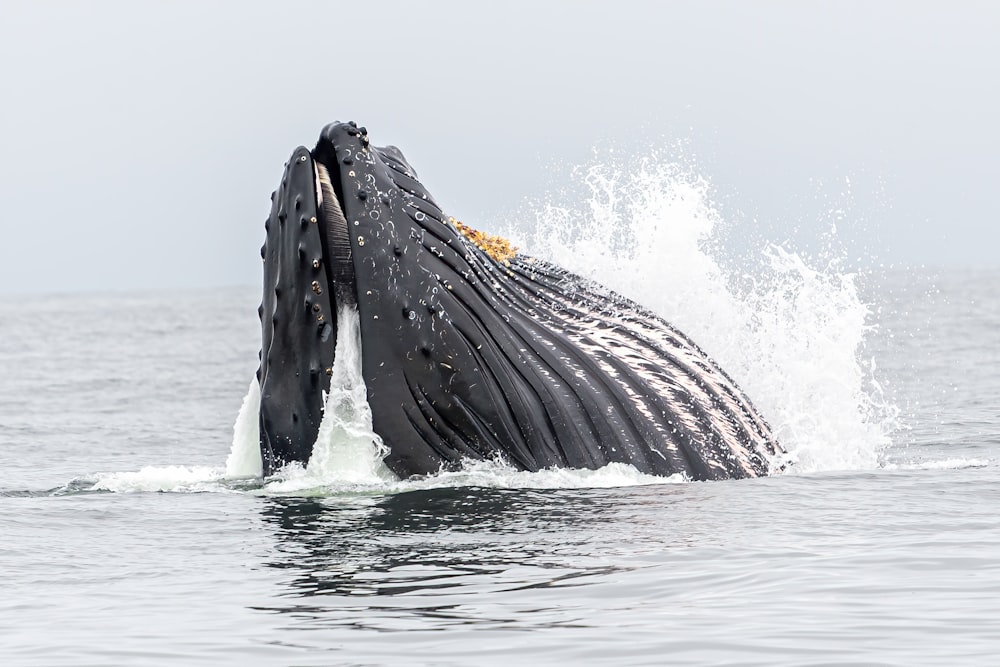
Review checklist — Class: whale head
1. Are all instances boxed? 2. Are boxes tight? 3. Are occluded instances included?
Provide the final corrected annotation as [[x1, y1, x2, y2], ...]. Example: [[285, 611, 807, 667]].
[[257, 122, 782, 481], [257, 122, 499, 475]]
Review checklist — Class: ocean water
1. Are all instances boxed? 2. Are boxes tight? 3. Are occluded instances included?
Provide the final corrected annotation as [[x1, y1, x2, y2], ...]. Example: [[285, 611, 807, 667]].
[[2, 160, 999, 665]]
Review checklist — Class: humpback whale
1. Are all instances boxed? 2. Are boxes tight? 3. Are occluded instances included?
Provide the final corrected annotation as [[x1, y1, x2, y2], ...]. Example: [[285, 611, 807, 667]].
[[256, 121, 783, 481]]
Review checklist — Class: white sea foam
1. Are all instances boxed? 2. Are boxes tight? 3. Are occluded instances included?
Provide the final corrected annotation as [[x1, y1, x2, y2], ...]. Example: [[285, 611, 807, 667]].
[[259, 459, 680, 496], [84, 453, 993, 496], [88, 465, 226, 493], [883, 458, 991, 471], [82, 459, 679, 496], [385, 459, 682, 491]]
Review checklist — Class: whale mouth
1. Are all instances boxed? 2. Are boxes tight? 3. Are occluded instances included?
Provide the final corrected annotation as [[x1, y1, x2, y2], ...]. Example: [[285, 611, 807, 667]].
[[258, 122, 782, 482]]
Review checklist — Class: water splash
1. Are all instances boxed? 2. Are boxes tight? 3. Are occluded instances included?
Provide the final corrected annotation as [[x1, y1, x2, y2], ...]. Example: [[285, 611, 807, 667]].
[[266, 305, 394, 493], [507, 152, 900, 473], [225, 376, 262, 477]]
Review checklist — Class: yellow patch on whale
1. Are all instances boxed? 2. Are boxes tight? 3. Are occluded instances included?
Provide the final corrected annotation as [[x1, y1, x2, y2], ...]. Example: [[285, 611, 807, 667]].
[[450, 217, 518, 264]]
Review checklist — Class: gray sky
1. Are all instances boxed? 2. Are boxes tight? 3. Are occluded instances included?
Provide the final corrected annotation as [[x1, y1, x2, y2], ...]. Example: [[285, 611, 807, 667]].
[[1, 1, 997, 295]]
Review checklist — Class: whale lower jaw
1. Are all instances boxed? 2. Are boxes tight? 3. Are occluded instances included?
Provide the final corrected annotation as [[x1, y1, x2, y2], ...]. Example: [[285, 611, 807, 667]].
[[257, 147, 353, 475]]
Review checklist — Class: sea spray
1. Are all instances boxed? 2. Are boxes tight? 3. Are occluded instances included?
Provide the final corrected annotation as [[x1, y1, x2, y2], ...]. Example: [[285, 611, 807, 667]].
[[735, 246, 896, 471], [506, 152, 900, 473]]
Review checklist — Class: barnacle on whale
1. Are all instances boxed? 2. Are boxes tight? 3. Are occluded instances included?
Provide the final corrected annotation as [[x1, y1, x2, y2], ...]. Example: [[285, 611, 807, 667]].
[[451, 217, 518, 264]]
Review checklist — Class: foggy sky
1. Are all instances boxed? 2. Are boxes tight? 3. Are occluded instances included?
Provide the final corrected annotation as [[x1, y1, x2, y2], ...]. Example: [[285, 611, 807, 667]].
[[1, 1, 998, 295]]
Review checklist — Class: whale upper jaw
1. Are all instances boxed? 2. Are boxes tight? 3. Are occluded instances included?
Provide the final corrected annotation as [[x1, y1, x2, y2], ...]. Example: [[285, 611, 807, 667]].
[[256, 121, 401, 475]]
